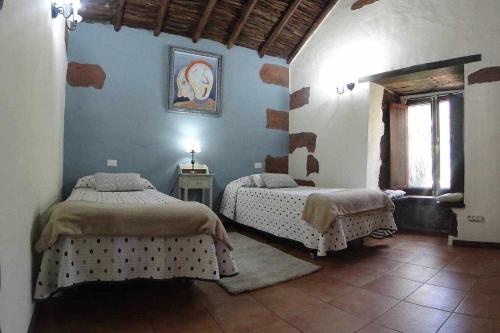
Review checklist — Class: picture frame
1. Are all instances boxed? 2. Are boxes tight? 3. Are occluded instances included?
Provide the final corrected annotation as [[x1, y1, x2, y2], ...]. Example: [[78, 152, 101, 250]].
[[167, 46, 222, 116]]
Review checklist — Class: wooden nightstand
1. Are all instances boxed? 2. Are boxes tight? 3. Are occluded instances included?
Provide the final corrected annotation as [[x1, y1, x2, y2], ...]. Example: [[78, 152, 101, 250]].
[[178, 173, 214, 209]]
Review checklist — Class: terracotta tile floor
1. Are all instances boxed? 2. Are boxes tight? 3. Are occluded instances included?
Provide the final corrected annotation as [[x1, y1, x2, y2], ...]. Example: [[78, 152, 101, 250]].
[[36, 231, 500, 333]]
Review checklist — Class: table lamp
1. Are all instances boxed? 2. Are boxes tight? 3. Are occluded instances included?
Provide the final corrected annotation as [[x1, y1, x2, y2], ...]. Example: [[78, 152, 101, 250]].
[[185, 140, 201, 173]]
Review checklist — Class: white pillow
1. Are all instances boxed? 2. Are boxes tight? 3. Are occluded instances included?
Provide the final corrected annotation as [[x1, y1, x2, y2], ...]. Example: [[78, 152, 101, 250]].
[[141, 178, 156, 189], [260, 173, 298, 189], [251, 174, 266, 188], [75, 175, 155, 190], [436, 192, 464, 203], [94, 173, 144, 192], [74, 175, 96, 189]]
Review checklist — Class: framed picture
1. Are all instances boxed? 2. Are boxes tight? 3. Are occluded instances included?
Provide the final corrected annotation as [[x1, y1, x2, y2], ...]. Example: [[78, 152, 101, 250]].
[[168, 46, 222, 116]]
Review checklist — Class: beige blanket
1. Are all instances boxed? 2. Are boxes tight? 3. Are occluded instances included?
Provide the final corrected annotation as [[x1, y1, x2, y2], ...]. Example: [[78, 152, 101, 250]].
[[302, 189, 395, 233], [35, 201, 233, 252]]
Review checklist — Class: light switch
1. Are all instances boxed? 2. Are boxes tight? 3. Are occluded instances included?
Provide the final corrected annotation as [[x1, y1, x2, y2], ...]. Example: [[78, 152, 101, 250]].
[[107, 159, 118, 167], [254, 162, 262, 169]]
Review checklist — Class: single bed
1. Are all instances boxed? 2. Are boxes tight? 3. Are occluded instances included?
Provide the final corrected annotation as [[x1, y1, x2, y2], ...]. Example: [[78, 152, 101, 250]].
[[221, 176, 397, 256], [35, 177, 237, 300]]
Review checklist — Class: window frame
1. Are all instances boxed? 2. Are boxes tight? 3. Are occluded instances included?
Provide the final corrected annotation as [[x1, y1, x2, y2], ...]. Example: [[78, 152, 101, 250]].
[[403, 93, 460, 196]]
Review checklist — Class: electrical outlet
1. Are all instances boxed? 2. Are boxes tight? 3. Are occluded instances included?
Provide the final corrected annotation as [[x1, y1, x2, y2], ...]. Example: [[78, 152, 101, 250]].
[[467, 215, 485, 223], [254, 162, 262, 169], [107, 159, 118, 167]]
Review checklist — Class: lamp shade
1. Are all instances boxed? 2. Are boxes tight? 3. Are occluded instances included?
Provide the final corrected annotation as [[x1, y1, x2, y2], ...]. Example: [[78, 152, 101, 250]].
[[185, 139, 201, 153]]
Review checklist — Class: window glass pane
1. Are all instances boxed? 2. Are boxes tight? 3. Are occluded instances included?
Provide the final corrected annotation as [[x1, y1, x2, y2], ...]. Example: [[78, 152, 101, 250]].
[[439, 100, 451, 189], [407, 103, 433, 188]]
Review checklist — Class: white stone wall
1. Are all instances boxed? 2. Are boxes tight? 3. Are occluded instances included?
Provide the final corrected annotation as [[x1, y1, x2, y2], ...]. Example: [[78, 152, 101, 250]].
[[290, 0, 500, 243], [0, 1, 66, 332]]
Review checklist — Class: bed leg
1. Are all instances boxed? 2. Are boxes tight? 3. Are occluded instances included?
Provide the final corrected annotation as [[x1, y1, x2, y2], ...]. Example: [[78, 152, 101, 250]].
[[309, 251, 318, 260], [181, 278, 194, 286]]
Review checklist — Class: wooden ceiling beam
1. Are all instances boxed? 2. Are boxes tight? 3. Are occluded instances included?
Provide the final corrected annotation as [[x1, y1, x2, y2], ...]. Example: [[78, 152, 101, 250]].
[[193, 0, 218, 43], [287, 0, 339, 64], [113, 0, 126, 32], [153, 0, 171, 37], [227, 0, 259, 49], [258, 0, 303, 58]]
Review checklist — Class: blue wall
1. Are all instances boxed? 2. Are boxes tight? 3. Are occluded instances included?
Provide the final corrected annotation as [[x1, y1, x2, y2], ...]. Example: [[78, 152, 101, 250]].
[[64, 23, 289, 206]]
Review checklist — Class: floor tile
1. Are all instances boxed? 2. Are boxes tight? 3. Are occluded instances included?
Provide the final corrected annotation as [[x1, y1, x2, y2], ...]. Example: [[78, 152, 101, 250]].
[[375, 301, 450, 333], [421, 246, 459, 259], [70, 322, 156, 333], [410, 254, 452, 269], [356, 324, 398, 333], [251, 284, 324, 319], [354, 257, 402, 273], [388, 263, 439, 282], [287, 274, 357, 303], [153, 311, 223, 333], [379, 248, 420, 262], [481, 259, 500, 275], [287, 303, 369, 333], [427, 270, 477, 291], [36, 232, 500, 333], [455, 293, 500, 319], [194, 280, 252, 308], [247, 320, 301, 333], [208, 297, 279, 333], [443, 257, 487, 275], [329, 287, 399, 320], [471, 275, 500, 295], [327, 266, 381, 287], [406, 284, 466, 311], [438, 313, 500, 333], [364, 275, 422, 299]]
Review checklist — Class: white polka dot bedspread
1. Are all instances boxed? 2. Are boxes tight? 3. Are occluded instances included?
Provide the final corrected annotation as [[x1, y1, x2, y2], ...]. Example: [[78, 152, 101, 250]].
[[35, 188, 237, 300], [221, 177, 397, 256]]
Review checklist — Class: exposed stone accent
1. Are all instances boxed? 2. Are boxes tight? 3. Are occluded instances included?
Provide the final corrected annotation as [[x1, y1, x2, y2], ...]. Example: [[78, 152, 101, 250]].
[[290, 87, 310, 110], [260, 64, 289, 87], [295, 179, 316, 187], [379, 90, 400, 189], [307, 154, 319, 176], [289, 132, 316, 154], [351, 0, 380, 10], [266, 109, 289, 131], [265, 155, 288, 174], [468, 67, 500, 85], [67, 62, 106, 89]]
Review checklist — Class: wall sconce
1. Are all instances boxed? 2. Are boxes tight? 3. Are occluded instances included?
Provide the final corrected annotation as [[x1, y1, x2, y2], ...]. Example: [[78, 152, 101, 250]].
[[51, 0, 83, 31], [336, 83, 356, 95]]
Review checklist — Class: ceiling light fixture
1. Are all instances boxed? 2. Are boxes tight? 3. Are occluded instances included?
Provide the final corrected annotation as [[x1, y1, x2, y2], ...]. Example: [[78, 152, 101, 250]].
[[51, 0, 83, 31]]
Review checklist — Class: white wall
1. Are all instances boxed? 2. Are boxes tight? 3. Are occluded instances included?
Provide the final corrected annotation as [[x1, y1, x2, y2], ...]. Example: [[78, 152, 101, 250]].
[[366, 83, 385, 189], [0, 1, 66, 332], [290, 0, 500, 243]]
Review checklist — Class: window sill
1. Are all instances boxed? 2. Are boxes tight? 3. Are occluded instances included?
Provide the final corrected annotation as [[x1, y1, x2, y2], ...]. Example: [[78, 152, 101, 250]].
[[392, 195, 465, 208]]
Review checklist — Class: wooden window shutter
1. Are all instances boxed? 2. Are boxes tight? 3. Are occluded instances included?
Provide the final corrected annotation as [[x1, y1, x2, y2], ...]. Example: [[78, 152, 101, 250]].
[[390, 103, 408, 189], [449, 94, 465, 193]]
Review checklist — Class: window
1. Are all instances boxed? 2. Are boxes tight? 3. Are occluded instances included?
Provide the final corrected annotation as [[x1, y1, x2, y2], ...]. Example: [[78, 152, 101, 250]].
[[390, 93, 464, 196]]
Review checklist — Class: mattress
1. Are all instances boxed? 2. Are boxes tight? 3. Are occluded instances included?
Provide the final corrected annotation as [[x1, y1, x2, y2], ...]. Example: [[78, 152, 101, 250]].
[[34, 188, 237, 299], [221, 177, 397, 256]]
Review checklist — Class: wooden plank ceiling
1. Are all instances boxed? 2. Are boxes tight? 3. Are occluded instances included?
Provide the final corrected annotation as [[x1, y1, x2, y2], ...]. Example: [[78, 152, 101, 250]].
[[79, 0, 338, 63], [374, 65, 465, 96]]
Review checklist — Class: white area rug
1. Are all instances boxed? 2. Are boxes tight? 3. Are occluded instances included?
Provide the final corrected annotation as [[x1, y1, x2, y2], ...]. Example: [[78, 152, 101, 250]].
[[218, 232, 321, 294]]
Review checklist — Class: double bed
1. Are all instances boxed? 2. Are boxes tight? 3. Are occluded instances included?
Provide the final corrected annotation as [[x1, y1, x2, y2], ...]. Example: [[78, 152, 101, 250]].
[[221, 176, 397, 256], [35, 176, 237, 299]]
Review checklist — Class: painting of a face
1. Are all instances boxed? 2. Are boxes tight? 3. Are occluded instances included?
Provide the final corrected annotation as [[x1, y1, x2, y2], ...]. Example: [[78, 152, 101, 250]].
[[168, 47, 222, 115]]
